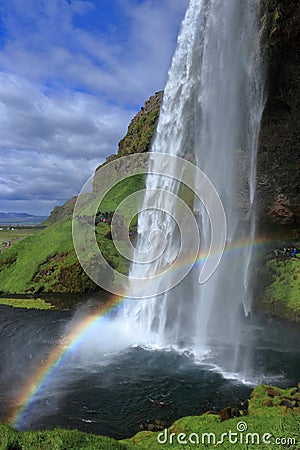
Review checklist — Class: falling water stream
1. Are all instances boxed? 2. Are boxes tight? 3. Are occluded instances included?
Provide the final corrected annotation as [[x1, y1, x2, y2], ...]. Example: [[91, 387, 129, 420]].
[[122, 0, 266, 378]]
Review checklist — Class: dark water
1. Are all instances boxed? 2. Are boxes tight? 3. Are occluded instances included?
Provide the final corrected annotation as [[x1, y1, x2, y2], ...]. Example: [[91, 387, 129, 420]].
[[0, 300, 299, 439]]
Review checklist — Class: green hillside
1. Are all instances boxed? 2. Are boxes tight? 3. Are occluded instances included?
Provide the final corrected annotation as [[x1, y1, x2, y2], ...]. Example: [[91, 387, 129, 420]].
[[0, 174, 144, 295]]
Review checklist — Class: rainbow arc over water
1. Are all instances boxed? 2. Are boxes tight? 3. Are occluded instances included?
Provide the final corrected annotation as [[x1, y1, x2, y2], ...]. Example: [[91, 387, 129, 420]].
[[10, 294, 124, 428], [9, 236, 273, 428]]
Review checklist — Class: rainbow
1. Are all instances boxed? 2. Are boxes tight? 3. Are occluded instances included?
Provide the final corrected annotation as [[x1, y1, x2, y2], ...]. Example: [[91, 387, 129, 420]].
[[9, 294, 124, 429], [9, 235, 277, 428]]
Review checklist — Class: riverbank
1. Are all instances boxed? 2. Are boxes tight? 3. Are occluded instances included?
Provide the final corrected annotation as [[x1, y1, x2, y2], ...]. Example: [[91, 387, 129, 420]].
[[0, 297, 53, 310], [0, 291, 115, 310], [1, 384, 299, 449]]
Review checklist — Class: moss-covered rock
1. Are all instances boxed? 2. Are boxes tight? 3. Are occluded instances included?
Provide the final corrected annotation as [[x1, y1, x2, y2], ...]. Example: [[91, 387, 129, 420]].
[[44, 92, 162, 228], [249, 384, 300, 415], [257, 257, 300, 322], [117, 91, 162, 157], [124, 384, 300, 449]]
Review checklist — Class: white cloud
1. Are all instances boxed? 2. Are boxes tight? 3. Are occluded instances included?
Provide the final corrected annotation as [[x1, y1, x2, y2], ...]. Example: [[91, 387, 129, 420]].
[[0, 0, 189, 215], [0, 72, 134, 157]]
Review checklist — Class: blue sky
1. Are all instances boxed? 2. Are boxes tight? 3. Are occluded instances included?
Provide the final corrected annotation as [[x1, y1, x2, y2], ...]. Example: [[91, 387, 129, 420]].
[[0, 0, 188, 215]]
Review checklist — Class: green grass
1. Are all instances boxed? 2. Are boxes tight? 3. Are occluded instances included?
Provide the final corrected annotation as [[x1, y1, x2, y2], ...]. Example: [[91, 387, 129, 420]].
[[0, 228, 40, 251], [0, 425, 130, 450], [100, 175, 144, 211], [0, 175, 146, 295], [263, 258, 300, 322], [0, 228, 39, 240], [124, 414, 299, 449], [249, 384, 300, 415], [0, 297, 53, 309], [0, 220, 74, 293]]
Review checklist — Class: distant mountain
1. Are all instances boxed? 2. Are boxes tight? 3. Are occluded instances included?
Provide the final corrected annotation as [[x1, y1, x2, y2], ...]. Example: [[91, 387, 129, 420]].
[[0, 212, 48, 225]]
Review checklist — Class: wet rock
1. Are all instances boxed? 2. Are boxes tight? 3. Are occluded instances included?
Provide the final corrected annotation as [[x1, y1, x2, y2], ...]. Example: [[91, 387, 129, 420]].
[[219, 407, 241, 421], [266, 387, 282, 397], [279, 399, 293, 408], [139, 419, 166, 432], [262, 397, 273, 407], [203, 410, 218, 416]]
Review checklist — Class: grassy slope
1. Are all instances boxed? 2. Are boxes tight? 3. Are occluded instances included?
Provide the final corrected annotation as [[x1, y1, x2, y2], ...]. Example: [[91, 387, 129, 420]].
[[0, 384, 299, 449], [0, 426, 128, 450], [259, 257, 300, 322], [0, 220, 74, 294], [0, 175, 144, 295]]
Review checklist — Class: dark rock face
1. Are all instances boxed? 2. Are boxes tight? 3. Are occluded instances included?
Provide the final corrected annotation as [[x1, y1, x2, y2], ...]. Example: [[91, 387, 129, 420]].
[[256, 0, 300, 226]]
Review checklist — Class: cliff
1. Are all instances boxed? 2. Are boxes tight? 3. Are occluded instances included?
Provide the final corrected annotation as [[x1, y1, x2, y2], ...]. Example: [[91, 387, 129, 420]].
[[45, 92, 162, 226], [93, 0, 299, 227], [46, 0, 299, 228], [95, 91, 162, 169], [256, 0, 300, 226], [251, 1, 300, 322], [42, 196, 77, 227]]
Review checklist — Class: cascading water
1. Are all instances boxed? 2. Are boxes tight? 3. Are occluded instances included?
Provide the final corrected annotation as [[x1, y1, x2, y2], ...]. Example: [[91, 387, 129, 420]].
[[122, 0, 265, 378]]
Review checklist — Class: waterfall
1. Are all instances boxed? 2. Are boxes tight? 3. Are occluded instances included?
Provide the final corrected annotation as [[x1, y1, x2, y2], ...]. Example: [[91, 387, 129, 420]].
[[122, 0, 265, 377]]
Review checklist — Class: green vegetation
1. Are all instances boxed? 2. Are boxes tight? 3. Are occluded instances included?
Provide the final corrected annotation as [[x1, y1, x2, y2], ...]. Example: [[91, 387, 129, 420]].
[[124, 414, 299, 449], [261, 258, 300, 322], [1, 384, 299, 449], [0, 174, 145, 295], [123, 384, 300, 449], [0, 227, 40, 251], [98, 174, 145, 214], [0, 297, 53, 309], [0, 218, 99, 294], [118, 110, 159, 156], [0, 220, 74, 294], [249, 384, 300, 415], [0, 425, 129, 450], [47, 93, 161, 228]]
